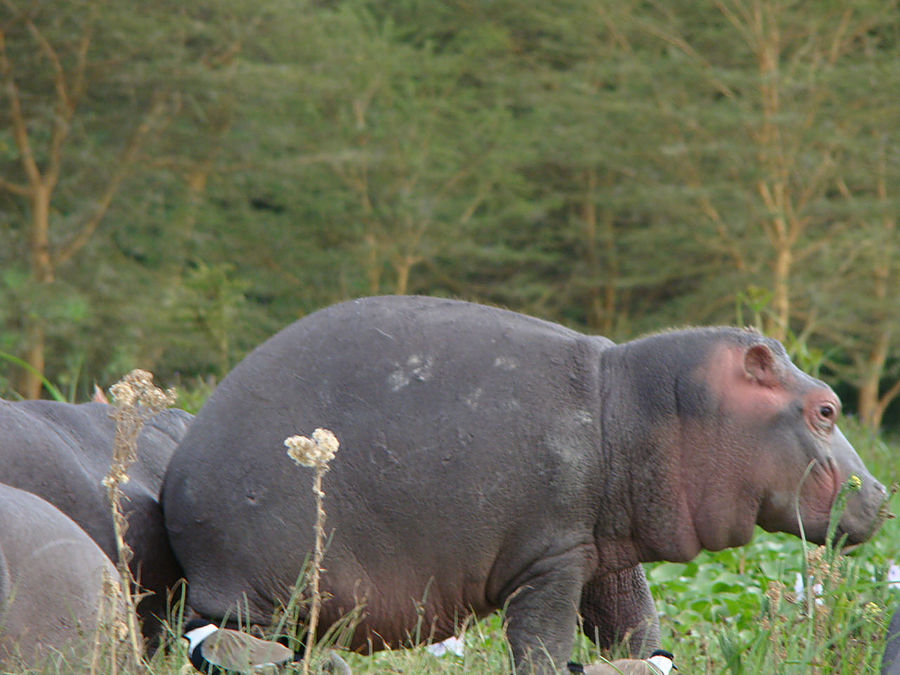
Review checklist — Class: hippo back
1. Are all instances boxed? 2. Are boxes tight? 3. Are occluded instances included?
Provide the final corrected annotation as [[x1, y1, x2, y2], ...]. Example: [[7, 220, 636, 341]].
[[163, 295, 614, 629], [0, 399, 192, 640], [0, 482, 118, 667]]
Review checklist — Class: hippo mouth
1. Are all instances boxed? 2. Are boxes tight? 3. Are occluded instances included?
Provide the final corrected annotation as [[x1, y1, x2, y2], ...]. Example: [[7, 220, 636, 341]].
[[782, 458, 850, 545], [800, 458, 841, 522], [824, 472, 893, 550]]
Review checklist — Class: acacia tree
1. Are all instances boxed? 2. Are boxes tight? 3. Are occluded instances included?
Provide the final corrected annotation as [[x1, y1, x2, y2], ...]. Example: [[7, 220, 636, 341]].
[[0, 0, 256, 397], [633, 0, 899, 426], [300, 6, 511, 297], [817, 129, 900, 429], [637, 1, 888, 337], [0, 0, 172, 397], [476, 0, 714, 335]]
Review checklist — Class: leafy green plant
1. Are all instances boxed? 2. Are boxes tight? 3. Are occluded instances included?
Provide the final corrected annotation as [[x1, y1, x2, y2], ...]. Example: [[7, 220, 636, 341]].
[[0, 350, 66, 401]]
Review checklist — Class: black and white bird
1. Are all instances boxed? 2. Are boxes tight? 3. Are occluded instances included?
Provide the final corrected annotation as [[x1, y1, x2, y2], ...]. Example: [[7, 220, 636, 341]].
[[183, 619, 295, 674], [568, 649, 678, 675], [183, 619, 353, 674]]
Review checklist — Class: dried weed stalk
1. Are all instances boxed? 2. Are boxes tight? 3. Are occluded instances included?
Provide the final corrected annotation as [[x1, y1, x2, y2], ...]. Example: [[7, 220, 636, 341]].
[[101, 369, 176, 670], [89, 568, 130, 675], [286, 428, 340, 675]]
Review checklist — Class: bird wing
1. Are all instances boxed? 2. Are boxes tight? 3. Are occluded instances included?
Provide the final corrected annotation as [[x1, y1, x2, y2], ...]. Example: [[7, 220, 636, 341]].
[[202, 629, 294, 672], [583, 659, 661, 675]]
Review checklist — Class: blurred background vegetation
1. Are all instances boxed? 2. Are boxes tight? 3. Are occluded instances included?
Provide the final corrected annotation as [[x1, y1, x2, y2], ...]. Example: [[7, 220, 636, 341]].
[[1, 0, 898, 430]]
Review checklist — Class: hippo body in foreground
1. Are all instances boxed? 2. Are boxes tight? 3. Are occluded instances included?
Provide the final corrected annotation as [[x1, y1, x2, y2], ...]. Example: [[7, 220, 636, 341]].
[[0, 482, 118, 667], [163, 296, 886, 674], [0, 400, 192, 640]]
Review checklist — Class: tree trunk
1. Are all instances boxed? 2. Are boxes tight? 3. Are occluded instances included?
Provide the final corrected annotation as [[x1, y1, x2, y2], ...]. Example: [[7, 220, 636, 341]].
[[21, 182, 54, 399], [364, 232, 381, 295], [856, 330, 890, 429], [600, 208, 618, 337], [580, 169, 600, 331], [766, 238, 791, 343], [855, 157, 897, 429], [395, 258, 411, 296], [581, 168, 618, 335]]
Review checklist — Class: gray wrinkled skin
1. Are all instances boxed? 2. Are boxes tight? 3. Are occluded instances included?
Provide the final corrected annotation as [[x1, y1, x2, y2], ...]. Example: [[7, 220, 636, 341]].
[[0, 400, 192, 641], [163, 296, 887, 674], [0, 483, 118, 667], [884, 607, 900, 675]]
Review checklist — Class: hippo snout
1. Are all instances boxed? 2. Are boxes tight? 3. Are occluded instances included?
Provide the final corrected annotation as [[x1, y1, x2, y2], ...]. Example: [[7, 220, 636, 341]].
[[839, 476, 889, 546]]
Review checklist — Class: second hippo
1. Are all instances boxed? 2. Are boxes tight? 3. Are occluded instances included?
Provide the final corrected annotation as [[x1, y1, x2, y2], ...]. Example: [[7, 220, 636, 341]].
[[0, 399, 192, 642]]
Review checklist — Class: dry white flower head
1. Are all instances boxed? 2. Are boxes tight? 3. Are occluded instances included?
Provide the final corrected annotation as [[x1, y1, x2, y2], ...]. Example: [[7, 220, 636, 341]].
[[109, 369, 176, 412], [285, 428, 340, 469]]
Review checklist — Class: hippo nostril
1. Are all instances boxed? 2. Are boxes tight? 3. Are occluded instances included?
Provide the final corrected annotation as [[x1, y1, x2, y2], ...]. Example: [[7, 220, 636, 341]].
[[871, 481, 888, 501]]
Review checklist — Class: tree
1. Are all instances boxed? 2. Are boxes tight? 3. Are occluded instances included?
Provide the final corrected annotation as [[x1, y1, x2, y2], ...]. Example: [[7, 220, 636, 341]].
[[0, 1, 162, 396], [0, 1, 187, 397], [633, 0, 900, 426], [0, 0, 262, 396]]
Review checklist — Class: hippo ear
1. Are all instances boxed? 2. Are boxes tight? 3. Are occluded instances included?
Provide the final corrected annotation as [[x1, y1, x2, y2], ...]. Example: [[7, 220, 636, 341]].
[[744, 344, 779, 387]]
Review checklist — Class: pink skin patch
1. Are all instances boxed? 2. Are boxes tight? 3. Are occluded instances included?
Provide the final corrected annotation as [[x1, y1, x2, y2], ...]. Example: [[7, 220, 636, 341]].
[[693, 342, 846, 543], [795, 391, 844, 529], [797, 459, 839, 522]]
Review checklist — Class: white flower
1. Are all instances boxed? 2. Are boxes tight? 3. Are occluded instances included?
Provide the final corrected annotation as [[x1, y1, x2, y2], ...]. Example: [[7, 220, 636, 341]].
[[109, 369, 176, 411], [285, 428, 340, 469], [888, 561, 900, 585], [426, 636, 465, 658], [793, 572, 824, 605]]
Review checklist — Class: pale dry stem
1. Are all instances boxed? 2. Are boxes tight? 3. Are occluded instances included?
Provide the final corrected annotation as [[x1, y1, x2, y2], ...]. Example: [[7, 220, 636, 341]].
[[90, 568, 130, 675], [285, 428, 340, 675], [100, 369, 175, 671]]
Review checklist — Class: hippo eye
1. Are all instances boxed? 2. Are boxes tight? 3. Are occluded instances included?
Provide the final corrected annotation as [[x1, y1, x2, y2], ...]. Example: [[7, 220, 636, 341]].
[[818, 404, 836, 421]]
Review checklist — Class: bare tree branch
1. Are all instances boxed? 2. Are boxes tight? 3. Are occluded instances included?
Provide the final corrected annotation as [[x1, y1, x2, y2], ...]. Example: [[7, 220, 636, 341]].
[[0, 175, 30, 196], [879, 377, 900, 412], [0, 23, 41, 187]]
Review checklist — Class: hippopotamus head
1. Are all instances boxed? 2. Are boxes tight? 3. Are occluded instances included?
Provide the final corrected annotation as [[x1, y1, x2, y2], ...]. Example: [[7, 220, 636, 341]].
[[612, 327, 888, 561], [723, 339, 888, 547]]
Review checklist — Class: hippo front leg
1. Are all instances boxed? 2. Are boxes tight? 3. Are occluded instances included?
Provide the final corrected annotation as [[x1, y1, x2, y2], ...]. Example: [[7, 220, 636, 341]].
[[579, 564, 660, 657], [502, 562, 586, 674]]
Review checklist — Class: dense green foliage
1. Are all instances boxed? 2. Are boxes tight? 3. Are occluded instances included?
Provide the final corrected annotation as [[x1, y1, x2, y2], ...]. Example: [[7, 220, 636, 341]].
[[1, 0, 898, 426]]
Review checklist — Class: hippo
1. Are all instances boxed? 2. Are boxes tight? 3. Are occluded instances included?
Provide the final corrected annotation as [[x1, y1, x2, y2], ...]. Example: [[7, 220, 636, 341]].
[[884, 607, 900, 675], [0, 482, 119, 667], [0, 399, 192, 642], [162, 296, 887, 674]]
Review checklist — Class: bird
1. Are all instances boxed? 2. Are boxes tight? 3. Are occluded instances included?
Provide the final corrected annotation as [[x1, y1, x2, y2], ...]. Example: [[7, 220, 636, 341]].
[[568, 649, 678, 675], [182, 619, 353, 674], [183, 619, 295, 674]]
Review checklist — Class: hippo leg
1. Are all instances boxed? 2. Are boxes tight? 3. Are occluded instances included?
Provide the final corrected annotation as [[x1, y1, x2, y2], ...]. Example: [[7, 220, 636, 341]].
[[579, 565, 660, 657], [502, 561, 584, 674]]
